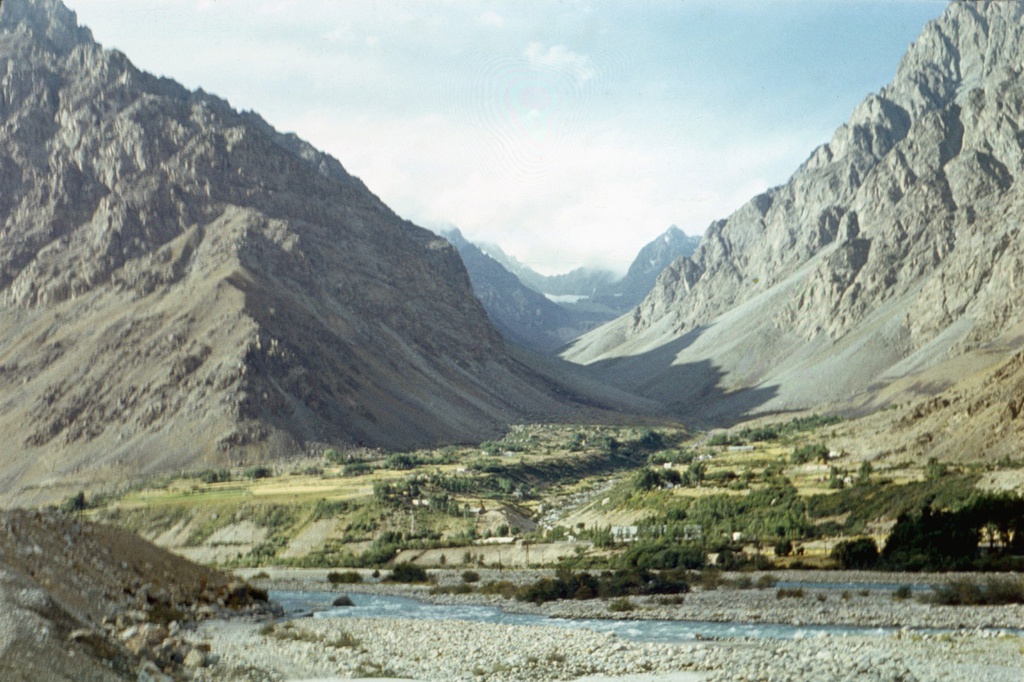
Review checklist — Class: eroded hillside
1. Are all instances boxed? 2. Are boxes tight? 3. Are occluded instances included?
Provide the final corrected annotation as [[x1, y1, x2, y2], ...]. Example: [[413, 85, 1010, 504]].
[[565, 2, 1024, 428], [0, 0, 634, 506]]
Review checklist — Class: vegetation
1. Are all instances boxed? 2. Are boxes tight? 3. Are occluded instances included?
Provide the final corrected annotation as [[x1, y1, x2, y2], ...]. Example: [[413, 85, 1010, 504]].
[[928, 576, 1024, 606], [516, 568, 690, 605], [327, 570, 363, 585], [82, 417, 1024, 580], [830, 537, 879, 569], [384, 563, 430, 583]]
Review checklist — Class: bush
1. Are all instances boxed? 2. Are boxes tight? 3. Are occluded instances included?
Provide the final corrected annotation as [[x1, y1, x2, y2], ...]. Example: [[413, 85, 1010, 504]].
[[385, 563, 429, 583], [461, 570, 481, 584], [246, 466, 273, 480], [929, 577, 1024, 606], [830, 537, 879, 569], [478, 581, 517, 599], [774, 539, 793, 557], [892, 585, 912, 601], [327, 571, 363, 585], [429, 584, 474, 595], [342, 462, 372, 477], [792, 443, 829, 465], [776, 587, 804, 599], [60, 491, 87, 513], [198, 468, 231, 484], [616, 541, 705, 571], [607, 597, 635, 612]]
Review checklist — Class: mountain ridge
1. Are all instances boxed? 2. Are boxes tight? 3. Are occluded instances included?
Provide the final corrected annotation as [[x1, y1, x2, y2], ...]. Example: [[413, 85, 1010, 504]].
[[565, 1, 1024, 427], [0, 0, 636, 505]]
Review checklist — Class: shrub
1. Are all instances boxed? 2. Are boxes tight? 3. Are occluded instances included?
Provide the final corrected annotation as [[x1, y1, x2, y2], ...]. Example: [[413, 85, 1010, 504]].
[[607, 597, 635, 612], [245, 466, 273, 480], [199, 468, 231, 484], [385, 563, 429, 583], [616, 541, 705, 571], [327, 571, 363, 585], [892, 585, 912, 601], [929, 577, 1024, 606], [385, 454, 419, 470], [774, 539, 793, 557], [461, 570, 481, 584], [776, 587, 804, 599], [339, 462, 370, 477], [60, 491, 87, 513], [792, 443, 829, 465], [429, 584, 474, 595], [478, 581, 517, 599], [830, 537, 879, 569]]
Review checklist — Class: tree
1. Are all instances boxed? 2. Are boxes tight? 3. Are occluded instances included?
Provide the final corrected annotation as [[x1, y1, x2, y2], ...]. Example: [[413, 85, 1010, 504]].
[[61, 491, 87, 514], [831, 537, 879, 569], [792, 443, 829, 465]]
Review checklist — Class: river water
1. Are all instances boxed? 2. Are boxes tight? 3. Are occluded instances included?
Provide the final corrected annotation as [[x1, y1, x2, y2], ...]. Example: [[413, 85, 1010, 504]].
[[272, 590, 905, 643]]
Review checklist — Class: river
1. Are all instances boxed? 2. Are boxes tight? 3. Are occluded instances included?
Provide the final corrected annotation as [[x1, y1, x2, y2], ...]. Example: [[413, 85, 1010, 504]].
[[272, 590, 914, 643]]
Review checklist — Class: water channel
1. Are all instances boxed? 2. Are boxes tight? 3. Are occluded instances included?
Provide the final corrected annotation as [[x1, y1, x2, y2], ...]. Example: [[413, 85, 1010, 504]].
[[272, 590, 916, 644]]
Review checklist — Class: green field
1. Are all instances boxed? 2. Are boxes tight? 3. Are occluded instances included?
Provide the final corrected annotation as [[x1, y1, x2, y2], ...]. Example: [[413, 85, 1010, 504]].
[[79, 417, 1023, 572]]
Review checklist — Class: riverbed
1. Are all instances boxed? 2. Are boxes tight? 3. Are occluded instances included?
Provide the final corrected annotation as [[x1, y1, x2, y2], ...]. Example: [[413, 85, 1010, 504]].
[[180, 568, 1024, 681]]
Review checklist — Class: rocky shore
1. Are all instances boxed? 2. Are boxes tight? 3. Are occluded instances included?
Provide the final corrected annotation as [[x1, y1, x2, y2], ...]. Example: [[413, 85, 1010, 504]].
[[176, 567, 1024, 682]]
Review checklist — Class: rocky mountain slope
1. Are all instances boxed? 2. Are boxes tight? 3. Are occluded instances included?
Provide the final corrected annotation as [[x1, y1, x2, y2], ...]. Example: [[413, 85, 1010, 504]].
[[0, 508, 268, 680], [601, 225, 702, 312], [443, 229, 599, 352], [566, 2, 1024, 427], [0, 0, 633, 505]]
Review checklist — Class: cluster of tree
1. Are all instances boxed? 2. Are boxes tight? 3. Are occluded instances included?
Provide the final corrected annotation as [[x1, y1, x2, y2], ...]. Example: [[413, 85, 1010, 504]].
[[710, 415, 843, 446], [830, 493, 1024, 571], [517, 567, 690, 604]]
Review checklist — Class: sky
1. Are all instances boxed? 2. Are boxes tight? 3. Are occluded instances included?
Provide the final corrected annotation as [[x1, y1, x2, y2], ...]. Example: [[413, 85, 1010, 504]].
[[67, 0, 948, 276]]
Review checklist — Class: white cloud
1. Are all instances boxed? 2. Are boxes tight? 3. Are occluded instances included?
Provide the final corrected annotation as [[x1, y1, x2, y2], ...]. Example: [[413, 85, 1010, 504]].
[[479, 11, 505, 28], [524, 43, 596, 86]]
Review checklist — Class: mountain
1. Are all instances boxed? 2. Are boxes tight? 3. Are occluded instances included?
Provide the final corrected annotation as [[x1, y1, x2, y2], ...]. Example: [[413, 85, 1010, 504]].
[[591, 225, 702, 313], [0, 0, 631, 504], [482, 226, 700, 313], [443, 229, 589, 351], [833, 334, 1024, 469], [457, 227, 700, 350], [480, 244, 617, 299], [565, 2, 1024, 426]]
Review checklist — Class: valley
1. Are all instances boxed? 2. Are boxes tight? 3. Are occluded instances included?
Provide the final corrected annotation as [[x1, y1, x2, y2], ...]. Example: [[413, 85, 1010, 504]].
[[77, 415, 1023, 576], [1, 0, 1024, 679]]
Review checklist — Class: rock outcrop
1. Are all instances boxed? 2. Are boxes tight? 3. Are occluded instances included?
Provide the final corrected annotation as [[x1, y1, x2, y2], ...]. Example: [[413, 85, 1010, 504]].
[[565, 2, 1024, 426], [0, 0, 625, 504], [0, 508, 271, 680]]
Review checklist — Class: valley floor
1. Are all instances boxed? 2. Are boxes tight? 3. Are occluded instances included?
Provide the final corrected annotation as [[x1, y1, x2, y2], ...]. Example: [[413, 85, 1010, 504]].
[[182, 568, 1024, 682]]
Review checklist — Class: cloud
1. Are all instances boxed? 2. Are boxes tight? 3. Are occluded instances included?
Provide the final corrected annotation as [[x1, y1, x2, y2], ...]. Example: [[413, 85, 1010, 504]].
[[479, 11, 505, 28], [524, 43, 596, 86]]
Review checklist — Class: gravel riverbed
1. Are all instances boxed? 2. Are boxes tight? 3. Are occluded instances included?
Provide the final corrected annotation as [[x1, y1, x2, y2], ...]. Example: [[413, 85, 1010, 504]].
[[184, 568, 1024, 682]]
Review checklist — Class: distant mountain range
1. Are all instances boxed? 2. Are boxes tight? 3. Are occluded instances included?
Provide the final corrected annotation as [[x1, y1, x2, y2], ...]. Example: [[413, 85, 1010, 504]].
[[482, 226, 701, 313], [450, 226, 700, 351]]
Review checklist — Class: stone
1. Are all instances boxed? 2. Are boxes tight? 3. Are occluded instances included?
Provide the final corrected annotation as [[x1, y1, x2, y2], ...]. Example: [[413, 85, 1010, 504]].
[[182, 648, 208, 669]]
